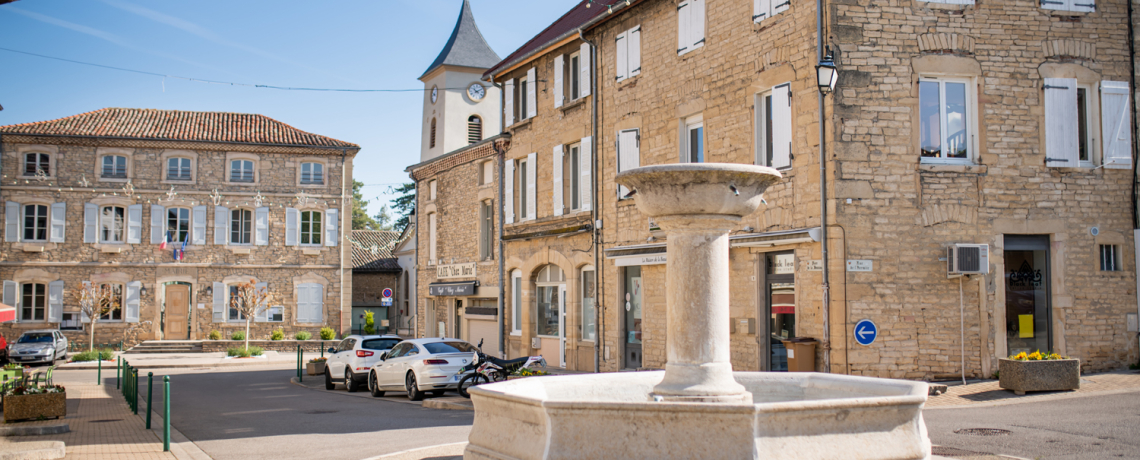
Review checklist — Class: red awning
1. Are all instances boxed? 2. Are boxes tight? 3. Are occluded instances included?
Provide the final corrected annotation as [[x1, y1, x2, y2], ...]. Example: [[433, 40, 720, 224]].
[[0, 303, 15, 323], [772, 306, 795, 315]]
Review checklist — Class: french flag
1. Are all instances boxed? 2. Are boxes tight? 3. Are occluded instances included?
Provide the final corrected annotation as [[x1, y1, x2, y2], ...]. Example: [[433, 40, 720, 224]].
[[160, 231, 169, 250]]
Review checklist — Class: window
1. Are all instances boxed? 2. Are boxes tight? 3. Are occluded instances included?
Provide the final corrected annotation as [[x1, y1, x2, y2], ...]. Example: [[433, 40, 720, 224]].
[[753, 0, 791, 23], [519, 158, 528, 218], [1044, 78, 1098, 168], [429, 180, 438, 201], [60, 313, 82, 330], [363, 338, 401, 350], [22, 204, 48, 242], [562, 144, 582, 212], [230, 209, 252, 245], [468, 116, 482, 145], [615, 26, 641, 82], [919, 77, 973, 163], [478, 160, 494, 186], [296, 283, 325, 323], [430, 118, 438, 149], [534, 265, 564, 337], [228, 285, 247, 321], [479, 200, 493, 261], [428, 212, 437, 263], [99, 284, 123, 321], [1077, 87, 1091, 166], [581, 269, 595, 341], [301, 162, 324, 185], [167, 158, 191, 181], [755, 83, 792, 169], [167, 208, 190, 243], [677, 0, 705, 55], [300, 211, 322, 245], [519, 75, 529, 120], [569, 52, 581, 99], [1100, 245, 1120, 271], [20, 283, 46, 321], [1041, 0, 1094, 13], [101, 155, 128, 178], [683, 114, 704, 163], [100, 206, 125, 243], [267, 305, 283, 322], [511, 270, 522, 334], [617, 129, 641, 198], [230, 160, 254, 182], [24, 153, 49, 177]]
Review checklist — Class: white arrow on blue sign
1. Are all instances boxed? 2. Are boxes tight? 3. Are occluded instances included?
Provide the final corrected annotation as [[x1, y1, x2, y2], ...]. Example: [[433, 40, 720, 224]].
[[854, 319, 877, 346]]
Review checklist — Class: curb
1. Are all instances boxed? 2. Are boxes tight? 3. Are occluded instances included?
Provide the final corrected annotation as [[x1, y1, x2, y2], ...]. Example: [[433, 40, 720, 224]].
[[360, 442, 467, 460], [60, 360, 296, 370], [421, 398, 473, 411], [0, 441, 66, 460], [0, 424, 70, 437], [143, 406, 211, 460]]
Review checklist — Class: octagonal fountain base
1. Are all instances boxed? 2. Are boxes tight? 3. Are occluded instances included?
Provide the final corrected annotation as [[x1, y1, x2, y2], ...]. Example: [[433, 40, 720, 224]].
[[464, 371, 931, 460]]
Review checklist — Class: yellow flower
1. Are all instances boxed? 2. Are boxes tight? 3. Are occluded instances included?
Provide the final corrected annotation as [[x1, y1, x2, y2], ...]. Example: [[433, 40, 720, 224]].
[[1011, 352, 1028, 361]]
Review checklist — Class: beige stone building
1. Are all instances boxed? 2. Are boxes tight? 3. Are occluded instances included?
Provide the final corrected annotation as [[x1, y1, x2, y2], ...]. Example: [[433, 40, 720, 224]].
[[0, 108, 357, 346], [349, 230, 403, 335]]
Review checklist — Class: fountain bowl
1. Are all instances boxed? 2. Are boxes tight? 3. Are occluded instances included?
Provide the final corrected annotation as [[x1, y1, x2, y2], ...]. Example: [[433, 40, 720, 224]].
[[464, 371, 931, 460], [615, 163, 782, 219]]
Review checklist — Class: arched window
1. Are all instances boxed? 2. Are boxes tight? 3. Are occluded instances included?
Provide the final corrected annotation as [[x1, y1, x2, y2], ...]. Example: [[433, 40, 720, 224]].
[[534, 265, 565, 337], [468, 115, 482, 144], [430, 118, 438, 149]]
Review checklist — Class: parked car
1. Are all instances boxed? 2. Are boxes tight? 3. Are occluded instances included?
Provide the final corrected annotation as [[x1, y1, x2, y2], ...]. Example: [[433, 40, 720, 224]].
[[10, 330, 67, 365], [367, 338, 480, 401], [324, 334, 402, 392]]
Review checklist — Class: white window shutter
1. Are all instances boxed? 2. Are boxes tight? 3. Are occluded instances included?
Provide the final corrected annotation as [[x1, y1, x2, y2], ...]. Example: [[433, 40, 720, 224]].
[[1044, 78, 1079, 168], [127, 204, 143, 244], [553, 145, 564, 217], [754, 94, 764, 165], [213, 282, 226, 322], [1071, 0, 1095, 13], [618, 130, 641, 198], [314, 284, 324, 323], [428, 213, 437, 261], [80, 281, 91, 323], [125, 281, 141, 323], [580, 137, 593, 212], [677, 1, 691, 54], [504, 160, 515, 224], [1101, 80, 1133, 170], [255, 282, 269, 322], [616, 32, 628, 82], [773, 0, 789, 16], [5, 201, 20, 242], [49, 202, 66, 243], [505, 79, 515, 126], [526, 68, 537, 119], [48, 280, 63, 323], [4, 281, 17, 318], [579, 43, 591, 98], [295, 286, 308, 323], [192, 206, 207, 245], [629, 27, 642, 77], [285, 208, 299, 246], [150, 205, 166, 244], [691, 0, 706, 49], [772, 83, 793, 169], [554, 54, 565, 108], [214, 206, 229, 245], [255, 207, 269, 246], [526, 152, 537, 220], [754, 0, 769, 22], [325, 208, 339, 247], [84, 203, 98, 243]]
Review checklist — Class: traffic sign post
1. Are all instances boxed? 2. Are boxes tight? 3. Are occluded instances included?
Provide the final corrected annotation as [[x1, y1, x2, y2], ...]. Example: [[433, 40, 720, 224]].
[[854, 319, 877, 346], [381, 288, 393, 298], [381, 288, 393, 307]]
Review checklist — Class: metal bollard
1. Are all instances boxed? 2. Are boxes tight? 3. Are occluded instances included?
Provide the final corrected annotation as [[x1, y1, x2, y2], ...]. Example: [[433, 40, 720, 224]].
[[132, 367, 138, 415], [297, 345, 302, 383], [146, 372, 153, 429], [97, 358, 102, 385], [117, 357, 121, 390], [163, 375, 171, 452]]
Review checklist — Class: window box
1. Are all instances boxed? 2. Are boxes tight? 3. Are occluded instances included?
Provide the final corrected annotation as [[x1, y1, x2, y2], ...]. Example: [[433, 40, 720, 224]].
[[998, 358, 1080, 395], [3, 391, 66, 422]]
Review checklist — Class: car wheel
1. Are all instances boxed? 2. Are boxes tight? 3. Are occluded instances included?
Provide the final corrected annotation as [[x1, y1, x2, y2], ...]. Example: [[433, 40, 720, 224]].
[[324, 368, 335, 390], [369, 371, 385, 398], [405, 372, 424, 401], [346, 369, 360, 393]]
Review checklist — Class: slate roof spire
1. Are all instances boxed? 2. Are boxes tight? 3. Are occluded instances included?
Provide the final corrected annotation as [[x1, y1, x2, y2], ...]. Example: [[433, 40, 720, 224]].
[[420, 0, 501, 80]]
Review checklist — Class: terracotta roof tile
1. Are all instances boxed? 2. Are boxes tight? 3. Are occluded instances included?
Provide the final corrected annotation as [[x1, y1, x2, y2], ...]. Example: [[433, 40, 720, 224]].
[[484, 0, 621, 79], [350, 230, 402, 272]]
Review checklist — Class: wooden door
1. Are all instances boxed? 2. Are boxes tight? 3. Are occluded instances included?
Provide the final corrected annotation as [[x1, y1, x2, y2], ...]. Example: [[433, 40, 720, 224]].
[[164, 284, 190, 340]]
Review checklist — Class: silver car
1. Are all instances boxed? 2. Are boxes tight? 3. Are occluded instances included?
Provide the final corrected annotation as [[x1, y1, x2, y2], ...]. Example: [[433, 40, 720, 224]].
[[367, 338, 479, 401], [10, 330, 68, 365]]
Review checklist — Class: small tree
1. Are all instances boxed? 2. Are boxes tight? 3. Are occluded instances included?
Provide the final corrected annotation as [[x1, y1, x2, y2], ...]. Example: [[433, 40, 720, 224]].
[[229, 280, 273, 351], [79, 283, 120, 352], [363, 310, 376, 335]]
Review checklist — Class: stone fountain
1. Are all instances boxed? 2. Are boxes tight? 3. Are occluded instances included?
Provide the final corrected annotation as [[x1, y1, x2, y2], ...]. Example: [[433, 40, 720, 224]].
[[465, 164, 931, 460]]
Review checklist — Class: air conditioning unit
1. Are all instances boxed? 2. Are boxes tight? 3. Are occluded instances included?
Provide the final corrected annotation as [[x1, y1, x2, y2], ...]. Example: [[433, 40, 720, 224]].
[[947, 244, 989, 276], [531, 337, 542, 349]]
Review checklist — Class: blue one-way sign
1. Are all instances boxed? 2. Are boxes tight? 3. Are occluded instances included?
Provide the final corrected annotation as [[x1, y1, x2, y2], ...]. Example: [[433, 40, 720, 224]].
[[854, 319, 877, 346]]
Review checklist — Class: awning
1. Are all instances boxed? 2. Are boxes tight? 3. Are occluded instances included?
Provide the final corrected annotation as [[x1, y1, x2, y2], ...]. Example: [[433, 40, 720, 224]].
[[0, 303, 15, 323], [429, 281, 478, 297]]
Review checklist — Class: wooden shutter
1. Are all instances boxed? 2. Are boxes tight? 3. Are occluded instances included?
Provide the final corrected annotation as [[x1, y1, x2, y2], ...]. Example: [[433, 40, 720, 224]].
[[5, 201, 19, 242], [151, 205, 166, 244], [580, 137, 593, 212], [554, 54, 565, 108], [80, 281, 91, 323], [285, 208, 299, 246], [677, 0, 690, 54], [304, 284, 324, 323], [127, 204, 143, 244], [629, 26, 641, 77], [3, 281, 17, 317], [691, 0, 705, 49], [214, 206, 229, 245], [192, 206, 207, 245], [325, 208, 339, 247], [213, 282, 226, 322], [50, 202, 66, 243], [429, 212, 437, 261], [255, 282, 269, 322], [618, 130, 641, 198], [504, 79, 515, 126], [553, 145, 564, 217], [754, 0, 770, 21], [505, 160, 515, 224], [1044, 78, 1079, 167], [1101, 80, 1133, 170], [580, 43, 591, 98], [1071, 0, 1095, 13], [526, 152, 537, 220], [255, 207, 269, 246], [48, 280, 63, 323], [84, 203, 98, 243], [772, 83, 793, 169], [773, 0, 789, 16], [125, 281, 141, 323], [526, 68, 537, 119], [616, 31, 628, 81]]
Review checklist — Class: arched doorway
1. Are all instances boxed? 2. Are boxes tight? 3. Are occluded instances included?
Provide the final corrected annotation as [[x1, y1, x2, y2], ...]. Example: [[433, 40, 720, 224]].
[[535, 265, 566, 367]]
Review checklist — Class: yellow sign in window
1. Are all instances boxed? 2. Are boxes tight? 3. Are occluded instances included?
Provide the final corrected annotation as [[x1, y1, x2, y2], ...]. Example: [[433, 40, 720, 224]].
[[1019, 314, 1034, 338]]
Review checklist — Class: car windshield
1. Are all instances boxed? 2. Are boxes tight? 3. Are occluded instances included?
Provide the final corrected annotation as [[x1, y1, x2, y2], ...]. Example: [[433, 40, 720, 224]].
[[422, 341, 478, 354], [17, 333, 53, 344], [362, 338, 401, 351]]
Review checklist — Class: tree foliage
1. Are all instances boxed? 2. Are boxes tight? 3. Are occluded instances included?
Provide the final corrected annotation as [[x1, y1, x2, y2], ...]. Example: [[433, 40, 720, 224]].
[[352, 180, 380, 230], [391, 182, 416, 231], [229, 280, 274, 351], [79, 284, 120, 352]]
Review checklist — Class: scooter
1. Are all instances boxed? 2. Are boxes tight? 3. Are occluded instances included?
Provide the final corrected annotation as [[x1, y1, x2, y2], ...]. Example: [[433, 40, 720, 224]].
[[457, 339, 546, 398]]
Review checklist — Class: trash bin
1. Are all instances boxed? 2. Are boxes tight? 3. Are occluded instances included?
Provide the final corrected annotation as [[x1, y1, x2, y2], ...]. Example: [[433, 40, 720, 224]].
[[781, 337, 818, 372]]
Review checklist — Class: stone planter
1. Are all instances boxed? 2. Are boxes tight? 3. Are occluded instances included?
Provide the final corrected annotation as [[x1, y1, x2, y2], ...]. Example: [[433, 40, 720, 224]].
[[307, 362, 326, 376], [3, 392, 66, 421], [999, 358, 1080, 395]]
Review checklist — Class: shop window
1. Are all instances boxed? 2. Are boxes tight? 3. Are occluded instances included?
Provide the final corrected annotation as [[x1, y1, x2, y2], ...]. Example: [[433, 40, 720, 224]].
[[581, 269, 595, 341]]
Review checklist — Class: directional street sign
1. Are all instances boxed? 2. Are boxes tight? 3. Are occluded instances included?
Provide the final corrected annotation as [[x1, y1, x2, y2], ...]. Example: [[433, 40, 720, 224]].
[[854, 319, 877, 346]]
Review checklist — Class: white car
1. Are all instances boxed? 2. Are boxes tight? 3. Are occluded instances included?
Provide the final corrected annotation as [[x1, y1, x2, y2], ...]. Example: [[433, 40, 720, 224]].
[[367, 338, 480, 400], [323, 335, 402, 392], [10, 330, 68, 365]]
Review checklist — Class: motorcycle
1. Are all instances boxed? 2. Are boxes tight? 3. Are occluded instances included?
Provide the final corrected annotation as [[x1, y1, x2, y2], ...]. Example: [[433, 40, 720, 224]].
[[457, 339, 546, 398]]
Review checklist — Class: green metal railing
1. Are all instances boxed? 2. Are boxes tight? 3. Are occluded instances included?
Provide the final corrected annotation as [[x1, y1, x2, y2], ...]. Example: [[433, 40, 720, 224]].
[[122, 362, 170, 451], [120, 358, 138, 414]]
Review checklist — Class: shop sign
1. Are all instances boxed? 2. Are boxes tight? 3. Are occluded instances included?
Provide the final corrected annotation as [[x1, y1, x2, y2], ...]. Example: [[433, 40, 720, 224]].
[[614, 254, 667, 267], [437, 263, 476, 279], [772, 254, 795, 274], [429, 282, 476, 296]]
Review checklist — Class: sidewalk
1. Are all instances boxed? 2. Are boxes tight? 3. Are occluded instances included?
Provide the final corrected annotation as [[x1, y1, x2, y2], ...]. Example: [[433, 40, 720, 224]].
[[61, 350, 324, 370], [925, 369, 1140, 408]]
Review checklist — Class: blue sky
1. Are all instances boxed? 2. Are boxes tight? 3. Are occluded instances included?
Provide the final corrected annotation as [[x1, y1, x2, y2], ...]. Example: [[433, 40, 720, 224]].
[[0, 0, 579, 220]]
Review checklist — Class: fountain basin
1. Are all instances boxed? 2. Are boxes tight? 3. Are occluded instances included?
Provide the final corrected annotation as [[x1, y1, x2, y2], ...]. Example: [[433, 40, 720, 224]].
[[464, 371, 931, 460]]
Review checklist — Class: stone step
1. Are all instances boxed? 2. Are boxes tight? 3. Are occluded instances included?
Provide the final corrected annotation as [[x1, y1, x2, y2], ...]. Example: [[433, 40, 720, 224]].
[[125, 340, 205, 354]]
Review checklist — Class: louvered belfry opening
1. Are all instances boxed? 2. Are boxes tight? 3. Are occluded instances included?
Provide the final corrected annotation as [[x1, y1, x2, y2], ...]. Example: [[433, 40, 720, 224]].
[[468, 115, 482, 144], [430, 118, 438, 149]]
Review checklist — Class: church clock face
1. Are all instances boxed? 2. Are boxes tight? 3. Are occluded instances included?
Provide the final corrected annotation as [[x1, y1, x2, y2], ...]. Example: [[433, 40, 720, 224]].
[[431, 86, 438, 104], [467, 83, 485, 102]]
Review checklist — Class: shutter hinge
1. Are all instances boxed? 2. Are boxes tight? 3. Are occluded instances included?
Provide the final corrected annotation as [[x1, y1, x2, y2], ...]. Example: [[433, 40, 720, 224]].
[[1045, 157, 1070, 163], [753, 13, 766, 20], [774, 1, 790, 8], [636, 133, 641, 147], [1043, 84, 1069, 90], [695, 38, 706, 46], [1073, 3, 1094, 8], [1040, 0, 1063, 5], [678, 47, 687, 53]]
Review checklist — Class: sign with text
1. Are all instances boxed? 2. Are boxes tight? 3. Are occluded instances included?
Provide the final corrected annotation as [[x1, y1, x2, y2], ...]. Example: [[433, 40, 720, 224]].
[[436, 263, 476, 279], [846, 260, 873, 272], [805, 260, 823, 271], [613, 254, 667, 267], [772, 254, 795, 274], [429, 282, 476, 296]]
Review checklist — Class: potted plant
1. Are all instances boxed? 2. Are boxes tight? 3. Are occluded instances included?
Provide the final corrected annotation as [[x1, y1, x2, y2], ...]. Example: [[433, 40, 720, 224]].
[[3, 384, 66, 421], [506, 367, 548, 380], [999, 350, 1080, 395], [307, 357, 327, 376], [1, 363, 25, 383]]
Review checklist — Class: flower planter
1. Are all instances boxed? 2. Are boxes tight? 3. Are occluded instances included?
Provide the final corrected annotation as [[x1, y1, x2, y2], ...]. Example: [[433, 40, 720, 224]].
[[307, 362, 326, 376], [3, 392, 66, 421], [998, 358, 1080, 395]]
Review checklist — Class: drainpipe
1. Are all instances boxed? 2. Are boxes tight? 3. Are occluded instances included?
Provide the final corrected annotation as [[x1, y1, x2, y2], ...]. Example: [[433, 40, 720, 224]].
[[340, 148, 349, 336], [492, 75, 507, 359], [580, 28, 602, 374], [817, 0, 831, 374], [1129, 0, 1140, 366]]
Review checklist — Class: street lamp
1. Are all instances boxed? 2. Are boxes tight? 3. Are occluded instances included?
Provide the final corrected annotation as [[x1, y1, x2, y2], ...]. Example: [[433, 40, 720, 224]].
[[816, 50, 838, 94]]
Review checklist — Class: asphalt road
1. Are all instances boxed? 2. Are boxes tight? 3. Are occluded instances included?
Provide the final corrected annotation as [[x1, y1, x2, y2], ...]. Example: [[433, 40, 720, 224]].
[[925, 390, 1140, 459]]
